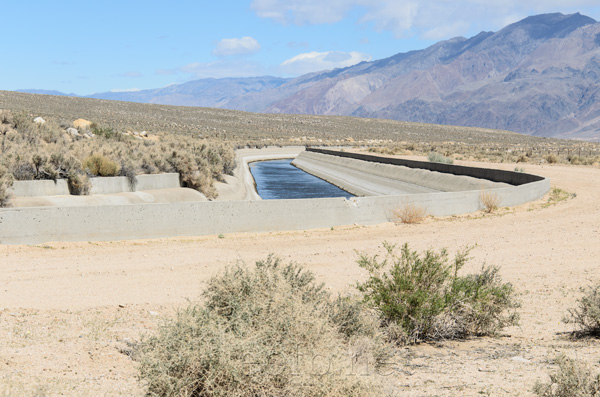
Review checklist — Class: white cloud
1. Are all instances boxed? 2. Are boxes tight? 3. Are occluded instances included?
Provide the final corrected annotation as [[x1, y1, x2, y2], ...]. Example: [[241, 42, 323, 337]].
[[110, 88, 142, 93], [213, 36, 261, 57], [252, 0, 600, 39], [280, 51, 372, 75], [180, 60, 265, 79]]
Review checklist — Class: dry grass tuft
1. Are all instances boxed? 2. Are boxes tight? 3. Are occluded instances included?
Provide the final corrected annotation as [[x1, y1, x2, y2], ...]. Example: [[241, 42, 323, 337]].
[[392, 203, 428, 224], [480, 190, 500, 213]]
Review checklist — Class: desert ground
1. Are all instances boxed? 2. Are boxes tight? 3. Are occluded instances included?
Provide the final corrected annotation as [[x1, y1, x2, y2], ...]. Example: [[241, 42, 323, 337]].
[[1, 156, 599, 396]]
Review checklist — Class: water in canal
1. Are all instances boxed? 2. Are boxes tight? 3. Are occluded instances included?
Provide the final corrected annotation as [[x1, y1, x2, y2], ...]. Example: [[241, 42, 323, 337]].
[[249, 159, 354, 200]]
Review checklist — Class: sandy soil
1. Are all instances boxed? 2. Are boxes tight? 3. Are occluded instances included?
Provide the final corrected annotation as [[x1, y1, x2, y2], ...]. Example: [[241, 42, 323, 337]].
[[1, 158, 599, 396]]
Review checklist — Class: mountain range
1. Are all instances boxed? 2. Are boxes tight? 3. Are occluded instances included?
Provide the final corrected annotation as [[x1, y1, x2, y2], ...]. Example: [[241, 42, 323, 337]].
[[18, 13, 600, 141]]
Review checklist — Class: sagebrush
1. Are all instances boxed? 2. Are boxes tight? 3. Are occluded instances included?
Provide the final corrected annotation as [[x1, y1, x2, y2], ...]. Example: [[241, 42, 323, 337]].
[[533, 354, 600, 396], [136, 256, 391, 396], [357, 242, 519, 344], [0, 110, 235, 198], [564, 285, 600, 337], [427, 152, 454, 164]]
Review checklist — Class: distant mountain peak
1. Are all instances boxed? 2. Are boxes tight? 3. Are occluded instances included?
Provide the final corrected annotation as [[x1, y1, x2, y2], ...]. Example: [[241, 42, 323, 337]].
[[502, 12, 596, 39]]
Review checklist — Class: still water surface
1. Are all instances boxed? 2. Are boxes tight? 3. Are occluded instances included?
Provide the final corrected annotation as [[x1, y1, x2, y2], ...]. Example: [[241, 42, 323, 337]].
[[249, 159, 354, 200]]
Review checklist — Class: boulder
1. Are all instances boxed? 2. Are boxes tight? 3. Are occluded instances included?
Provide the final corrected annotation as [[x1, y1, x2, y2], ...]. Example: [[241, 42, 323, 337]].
[[33, 117, 46, 125], [73, 118, 92, 129], [66, 127, 80, 137]]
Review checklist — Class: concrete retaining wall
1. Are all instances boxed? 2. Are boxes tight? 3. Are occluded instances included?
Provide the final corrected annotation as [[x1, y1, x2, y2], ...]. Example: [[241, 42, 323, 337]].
[[0, 150, 550, 245], [11, 179, 70, 197], [0, 178, 549, 245], [307, 148, 544, 186], [292, 151, 510, 196], [9, 173, 181, 197]]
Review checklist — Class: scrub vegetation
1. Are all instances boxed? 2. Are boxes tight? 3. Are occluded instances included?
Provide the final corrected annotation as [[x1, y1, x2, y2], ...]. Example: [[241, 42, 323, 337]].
[[135, 244, 520, 395], [0, 109, 234, 205], [564, 284, 600, 338], [356, 243, 519, 344], [533, 354, 600, 397], [135, 256, 390, 396], [2, 90, 600, 168]]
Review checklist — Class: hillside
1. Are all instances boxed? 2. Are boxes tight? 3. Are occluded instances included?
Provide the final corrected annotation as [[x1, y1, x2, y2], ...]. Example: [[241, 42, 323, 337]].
[[72, 13, 600, 141]]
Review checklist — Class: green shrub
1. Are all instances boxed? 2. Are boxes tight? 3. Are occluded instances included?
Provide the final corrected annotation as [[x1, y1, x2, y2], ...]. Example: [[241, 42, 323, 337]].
[[428, 152, 454, 164], [564, 285, 600, 337], [90, 122, 117, 139], [357, 242, 519, 344], [136, 256, 389, 396], [83, 154, 119, 177], [533, 354, 600, 396]]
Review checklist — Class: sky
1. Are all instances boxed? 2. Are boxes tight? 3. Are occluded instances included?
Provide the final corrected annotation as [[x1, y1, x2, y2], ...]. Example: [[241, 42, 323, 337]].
[[2, 0, 599, 95]]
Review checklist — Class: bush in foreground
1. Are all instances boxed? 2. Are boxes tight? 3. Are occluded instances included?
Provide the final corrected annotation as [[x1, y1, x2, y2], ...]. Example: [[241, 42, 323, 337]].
[[357, 243, 519, 344], [564, 285, 600, 337], [533, 354, 600, 396], [136, 257, 389, 396]]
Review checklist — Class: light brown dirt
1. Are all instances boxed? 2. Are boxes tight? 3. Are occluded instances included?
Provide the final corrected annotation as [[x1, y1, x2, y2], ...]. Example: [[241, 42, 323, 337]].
[[1, 158, 599, 396]]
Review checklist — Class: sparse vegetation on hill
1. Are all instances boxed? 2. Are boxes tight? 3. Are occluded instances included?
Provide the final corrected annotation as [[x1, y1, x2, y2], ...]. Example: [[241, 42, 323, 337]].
[[0, 109, 234, 204], [2, 90, 600, 165]]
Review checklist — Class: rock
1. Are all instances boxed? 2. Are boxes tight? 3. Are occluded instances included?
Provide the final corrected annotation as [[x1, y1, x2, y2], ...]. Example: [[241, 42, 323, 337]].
[[140, 131, 148, 137], [73, 118, 92, 130], [33, 117, 45, 125], [66, 127, 80, 137]]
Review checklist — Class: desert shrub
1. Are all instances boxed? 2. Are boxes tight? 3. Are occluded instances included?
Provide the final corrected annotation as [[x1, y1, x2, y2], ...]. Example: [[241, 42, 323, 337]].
[[480, 190, 500, 213], [357, 242, 519, 344], [392, 203, 428, 224], [136, 257, 388, 396], [67, 173, 90, 195], [11, 161, 36, 181], [564, 285, 600, 337], [546, 154, 559, 164], [428, 152, 454, 164], [533, 354, 600, 396], [83, 154, 119, 177], [90, 122, 117, 139], [0, 109, 235, 196], [119, 161, 138, 191], [0, 166, 13, 207]]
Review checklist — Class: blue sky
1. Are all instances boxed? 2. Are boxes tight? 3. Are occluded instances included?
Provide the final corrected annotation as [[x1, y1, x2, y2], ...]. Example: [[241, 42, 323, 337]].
[[2, 0, 599, 95]]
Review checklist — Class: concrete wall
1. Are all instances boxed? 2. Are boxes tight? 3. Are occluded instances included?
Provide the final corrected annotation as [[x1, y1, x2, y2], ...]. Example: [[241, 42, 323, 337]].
[[292, 151, 510, 196], [0, 150, 550, 245], [307, 148, 545, 186], [11, 179, 70, 197], [0, 178, 549, 245], [9, 173, 181, 197]]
